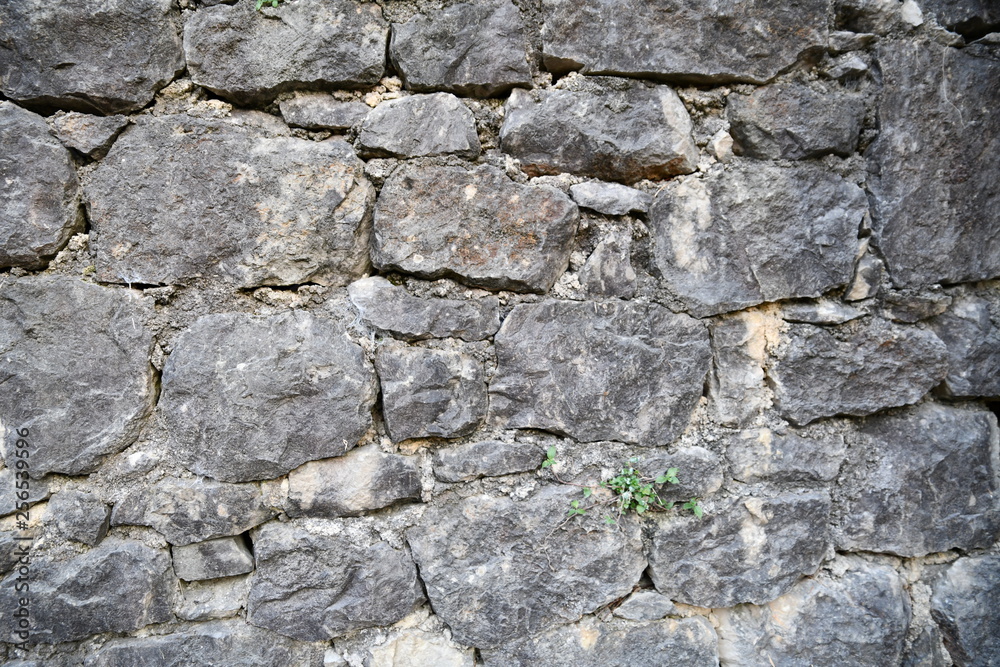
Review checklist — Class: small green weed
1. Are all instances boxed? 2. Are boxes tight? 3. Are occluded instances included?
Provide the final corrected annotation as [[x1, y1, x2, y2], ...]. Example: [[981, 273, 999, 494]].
[[254, 0, 282, 10]]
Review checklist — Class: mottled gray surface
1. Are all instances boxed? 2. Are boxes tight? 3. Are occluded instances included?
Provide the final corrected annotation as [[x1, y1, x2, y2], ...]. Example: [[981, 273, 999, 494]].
[[781, 299, 865, 325], [279, 93, 370, 130], [578, 233, 637, 298], [432, 440, 541, 483], [174, 576, 250, 623], [172, 537, 254, 582], [931, 554, 1000, 667], [0, 469, 49, 516], [708, 314, 769, 427], [642, 446, 725, 502], [883, 290, 952, 323], [49, 111, 128, 158], [357, 93, 480, 158], [727, 428, 847, 483], [569, 182, 652, 215], [491, 300, 710, 445], [920, 0, 1000, 36], [46, 489, 110, 546], [612, 590, 678, 621], [928, 287, 1000, 398]]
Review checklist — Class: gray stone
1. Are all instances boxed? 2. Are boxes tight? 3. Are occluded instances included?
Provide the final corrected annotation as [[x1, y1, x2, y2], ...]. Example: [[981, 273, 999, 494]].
[[903, 627, 949, 667], [367, 630, 474, 667], [45, 489, 110, 546], [389, 0, 532, 97], [373, 163, 578, 293], [481, 616, 718, 667], [85, 115, 374, 288], [707, 312, 772, 427], [0, 531, 22, 577], [824, 53, 871, 81], [501, 80, 697, 183], [279, 94, 370, 130], [407, 485, 646, 648], [642, 446, 725, 502], [931, 554, 1000, 666], [0, 469, 49, 516], [835, 403, 1000, 557], [651, 161, 867, 317], [491, 300, 710, 446], [175, 575, 250, 622], [612, 591, 677, 621], [921, 0, 1000, 37], [727, 428, 847, 483], [112, 476, 275, 546], [348, 276, 501, 342], [0, 0, 183, 114], [578, 233, 638, 299], [647, 491, 832, 608], [781, 299, 865, 324], [183, 0, 388, 105], [0, 276, 155, 477], [883, 290, 952, 323], [716, 563, 910, 666], [287, 446, 421, 517], [928, 289, 1000, 398], [432, 440, 541, 483], [769, 319, 949, 425], [569, 182, 652, 215], [0, 103, 81, 268], [375, 344, 487, 443], [357, 93, 480, 159], [161, 311, 376, 482], [49, 111, 128, 158], [868, 40, 1000, 288], [172, 536, 255, 582], [727, 82, 865, 159], [540, 0, 829, 84], [247, 519, 424, 641], [844, 244, 885, 301], [0, 539, 172, 644]]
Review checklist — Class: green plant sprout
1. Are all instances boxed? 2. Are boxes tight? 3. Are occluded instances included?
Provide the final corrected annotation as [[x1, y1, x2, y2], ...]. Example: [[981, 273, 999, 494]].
[[255, 0, 282, 10]]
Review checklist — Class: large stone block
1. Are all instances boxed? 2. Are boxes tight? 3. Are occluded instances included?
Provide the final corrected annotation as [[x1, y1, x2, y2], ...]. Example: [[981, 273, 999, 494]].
[[932, 554, 1000, 667], [357, 93, 480, 158], [490, 300, 710, 446], [928, 287, 1000, 398], [172, 536, 255, 582]]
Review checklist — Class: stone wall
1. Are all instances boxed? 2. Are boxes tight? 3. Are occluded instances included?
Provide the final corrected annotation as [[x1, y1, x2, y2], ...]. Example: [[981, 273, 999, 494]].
[[0, 0, 998, 665]]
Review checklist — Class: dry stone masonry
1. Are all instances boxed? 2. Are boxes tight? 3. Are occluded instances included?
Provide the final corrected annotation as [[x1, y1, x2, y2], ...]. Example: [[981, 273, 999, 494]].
[[0, 0, 997, 665]]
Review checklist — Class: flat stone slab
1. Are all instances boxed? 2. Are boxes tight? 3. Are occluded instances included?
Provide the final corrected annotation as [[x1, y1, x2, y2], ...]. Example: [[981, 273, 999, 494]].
[[569, 181, 652, 215], [932, 554, 1000, 667], [357, 93, 480, 158], [490, 300, 710, 446], [432, 440, 541, 482], [279, 93, 370, 130], [172, 537, 255, 582]]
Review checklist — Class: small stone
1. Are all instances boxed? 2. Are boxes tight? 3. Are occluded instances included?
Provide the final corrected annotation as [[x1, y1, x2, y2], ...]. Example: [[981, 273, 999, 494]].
[[824, 54, 870, 80], [707, 311, 773, 427], [45, 489, 110, 546], [49, 111, 128, 158], [578, 233, 638, 299], [883, 291, 953, 323], [612, 590, 677, 621], [569, 182, 653, 216], [172, 536, 255, 582], [279, 94, 371, 130], [901, 0, 925, 26], [829, 31, 878, 53], [357, 93, 480, 159], [432, 440, 541, 483], [368, 630, 474, 667], [781, 299, 865, 324], [727, 428, 847, 483], [176, 576, 251, 622], [709, 129, 735, 163], [931, 554, 1000, 666], [927, 288, 1000, 398], [844, 244, 885, 301], [0, 469, 49, 516]]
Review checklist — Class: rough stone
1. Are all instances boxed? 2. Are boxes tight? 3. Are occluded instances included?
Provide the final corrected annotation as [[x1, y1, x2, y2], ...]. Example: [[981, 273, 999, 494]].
[[247, 519, 424, 641], [612, 591, 677, 621], [373, 163, 578, 293], [0, 531, 20, 577], [647, 491, 832, 608], [375, 344, 487, 442], [175, 575, 250, 622], [920, 0, 1000, 37], [279, 93, 370, 130], [482, 616, 719, 666], [0, 540, 172, 644], [642, 446, 725, 502], [407, 485, 646, 648], [578, 233, 638, 299], [287, 446, 421, 517], [883, 290, 952, 323], [348, 276, 501, 342], [491, 300, 711, 446], [768, 319, 949, 425], [651, 160, 867, 317], [389, 0, 532, 97], [835, 403, 1000, 557], [501, 79, 697, 183], [0, 0, 183, 114], [931, 554, 1000, 666], [432, 440, 541, 483], [0, 276, 155, 477], [49, 111, 129, 158], [727, 82, 865, 159], [183, 0, 388, 105], [0, 469, 49, 516], [85, 115, 374, 288], [727, 428, 847, 483], [161, 311, 376, 482], [716, 563, 910, 666], [368, 630, 474, 667], [868, 40, 1000, 288], [928, 288, 1000, 398], [173, 536, 255, 582], [540, 0, 829, 83], [781, 299, 865, 325], [357, 93, 480, 158], [45, 489, 110, 546], [112, 476, 275, 546], [0, 103, 81, 268], [707, 312, 772, 427], [569, 182, 652, 215]]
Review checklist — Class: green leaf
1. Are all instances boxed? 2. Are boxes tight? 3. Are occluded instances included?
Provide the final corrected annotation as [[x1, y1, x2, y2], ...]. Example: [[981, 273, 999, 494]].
[[667, 467, 679, 478], [546, 446, 556, 459], [583, 487, 592, 499], [604, 516, 616, 525], [693, 504, 704, 518], [654, 475, 668, 484], [635, 505, 646, 514], [571, 500, 580, 509], [255, 0, 265, 9]]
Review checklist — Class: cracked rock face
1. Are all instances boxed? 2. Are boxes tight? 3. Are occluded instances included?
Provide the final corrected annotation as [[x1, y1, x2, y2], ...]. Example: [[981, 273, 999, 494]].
[[928, 287, 1000, 398], [931, 554, 1000, 667], [357, 93, 480, 159]]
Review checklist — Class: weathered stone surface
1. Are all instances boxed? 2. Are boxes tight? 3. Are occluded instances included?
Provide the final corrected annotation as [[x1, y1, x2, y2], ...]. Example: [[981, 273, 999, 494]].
[[482, 616, 718, 666], [931, 554, 1000, 666], [883, 290, 952, 323], [613, 590, 677, 621], [184, 0, 388, 105], [569, 182, 652, 215], [175, 575, 250, 622], [287, 446, 421, 517], [247, 519, 424, 641], [0, 103, 81, 268], [921, 0, 1000, 37], [407, 485, 646, 647], [389, 0, 532, 97], [85, 115, 374, 288], [651, 161, 867, 317], [578, 233, 637, 299], [540, 0, 829, 83], [0, 540, 172, 644], [708, 312, 772, 427], [46, 489, 110, 546], [782, 299, 865, 325], [348, 276, 501, 342], [0, 531, 21, 578], [358, 93, 480, 158], [928, 288, 1000, 398], [0, 276, 155, 477], [368, 630, 474, 667], [769, 319, 949, 425], [727, 428, 847, 483], [727, 82, 865, 159], [0, 469, 49, 516], [279, 93, 370, 130], [648, 491, 832, 608], [376, 344, 487, 442], [716, 563, 910, 666], [0, 0, 183, 114], [372, 164, 578, 292], [173, 536, 255, 582], [642, 446, 725, 502], [161, 311, 376, 482], [112, 476, 274, 546], [49, 111, 128, 158], [501, 79, 697, 183], [868, 40, 1000, 288], [432, 440, 541, 482], [835, 403, 1000, 557], [491, 300, 710, 446]]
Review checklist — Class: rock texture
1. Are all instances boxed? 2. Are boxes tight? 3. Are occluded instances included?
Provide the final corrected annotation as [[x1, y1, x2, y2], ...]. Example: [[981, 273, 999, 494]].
[[569, 182, 652, 215], [279, 94, 370, 131], [921, 0, 1000, 37], [172, 537, 255, 582], [49, 111, 128, 158], [612, 591, 677, 621], [928, 287, 1000, 398], [931, 554, 1000, 666], [357, 93, 480, 158], [432, 440, 541, 482], [45, 490, 110, 546], [727, 428, 847, 483]]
